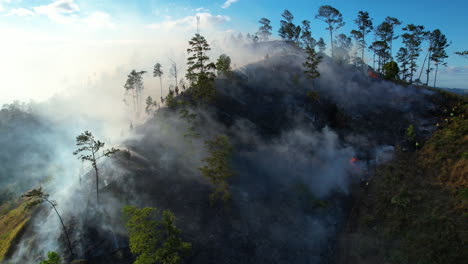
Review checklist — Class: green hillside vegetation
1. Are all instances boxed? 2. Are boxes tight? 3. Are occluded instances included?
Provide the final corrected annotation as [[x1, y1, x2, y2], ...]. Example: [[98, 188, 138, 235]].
[[340, 90, 467, 264], [0, 198, 33, 262]]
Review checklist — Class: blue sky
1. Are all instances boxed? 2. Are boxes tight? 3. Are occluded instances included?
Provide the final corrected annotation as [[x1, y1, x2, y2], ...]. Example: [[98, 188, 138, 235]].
[[0, 0, 467, 103]]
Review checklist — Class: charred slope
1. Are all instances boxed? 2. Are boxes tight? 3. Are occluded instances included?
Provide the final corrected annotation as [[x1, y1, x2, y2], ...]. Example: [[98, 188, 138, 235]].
[[5, 47, 446, 264], [72, 51, 443, 264]]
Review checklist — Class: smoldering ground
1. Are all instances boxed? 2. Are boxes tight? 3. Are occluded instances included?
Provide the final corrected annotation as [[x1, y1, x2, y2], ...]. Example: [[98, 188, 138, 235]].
[[2, 41, 440, 264]]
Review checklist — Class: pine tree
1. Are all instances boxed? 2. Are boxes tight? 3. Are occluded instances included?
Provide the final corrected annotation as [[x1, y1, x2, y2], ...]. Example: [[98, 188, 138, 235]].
[[124, 70, 147, 116], [430, 29, 450, 87], [317, 38, 327, 54], [350, 30, 363, 66], [73, 131, 119, 205], [216, 54, 232, 78], [353, 11, 373, 63], [257, 18, 272, 41], [186, 34, 217, 102], [316, 5, 345, 57], [23, 188, 73, 257], [122, 206, 192, 264], [396, 47, 410, 81], [303, 45, 322, 79], [334, 33, 352, 64], [199, 135, 234, 203], [278, 9, 301, 43], [401, 24, 425, 83], [153, 63, 164, 101], [300, 20, 316, 48]]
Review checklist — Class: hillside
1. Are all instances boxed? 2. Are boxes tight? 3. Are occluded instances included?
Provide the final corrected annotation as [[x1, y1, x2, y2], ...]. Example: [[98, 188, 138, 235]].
[[3, 44, 462, 263], [339, 90, 467, 264]]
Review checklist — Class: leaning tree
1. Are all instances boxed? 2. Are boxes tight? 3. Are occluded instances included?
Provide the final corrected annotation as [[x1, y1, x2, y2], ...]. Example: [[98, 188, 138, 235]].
[[73, 131, 119, 205]]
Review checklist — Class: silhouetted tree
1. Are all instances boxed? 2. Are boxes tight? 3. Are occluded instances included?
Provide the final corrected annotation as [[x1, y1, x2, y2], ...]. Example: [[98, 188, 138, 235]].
[[124, 70, 147, 116], [334, 33, 352, 64], [430, 29, 450, 87], [145, 96, 158, 113], [300, 20, 316, 48], [370, 40, 390, 73], [383, 16, 402, 57], [169, 60, 179, 92], [316, 5, 345, 57], [153, 63, 164, 101], [23, 188, 73, 256], [350, 30, 363, 66], [186, 34, 217, 102], [122, 206, 192, 264], [257, 18, 272, 41], [401, 24, 425, 83], [317, 37, 326, 54], [455, 50, 468, 58], [353, 11, 373, 63], [396, 47, 410, 81], [73, 131, 119, 205], [303, 45, 322, 80], [278, 9, 301, 44]]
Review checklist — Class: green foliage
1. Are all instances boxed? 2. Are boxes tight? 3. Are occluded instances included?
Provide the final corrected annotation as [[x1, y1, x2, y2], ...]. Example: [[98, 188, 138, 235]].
[[300, 20, 315, 48], [353, 11, 373, 62], [165, 91, 177, 109], [303, 45, 322, 79], [145, 96, 158, 113], [316, 37, 326, 53], [199, 135, 234, 203], [38, 251, 61, 264], [122, 206, 192, 264], [257, 18, 272, 41], [401, 24, 426, 83], [455, 50, 468, 58], [179, 105, 199, 139], [306, 90, 321, 103], [383, 61, 400, 80], [73, 130, 119, 204], [333, 33, 352, 64], [190, 75, 217, 103], [185, 34, 217, 103], [405, 124, 416, 142], [315, 5, 345, 56], [345, 96, 468, 263], [278, 9, 301, 43], [215, 54, 232, 78]]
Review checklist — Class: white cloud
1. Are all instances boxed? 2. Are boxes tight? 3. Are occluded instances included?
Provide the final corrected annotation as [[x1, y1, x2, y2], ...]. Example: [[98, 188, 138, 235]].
[[148, 12, 230, 31], [222, 0, 238, 9], [0, 5, 4, 12], [33, 0, 79, 24], [195, 7, 209, 12], [9, 8, 35, 17]]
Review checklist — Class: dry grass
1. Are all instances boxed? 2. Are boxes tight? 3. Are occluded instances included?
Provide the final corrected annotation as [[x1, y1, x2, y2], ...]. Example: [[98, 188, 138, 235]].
[[0, 199, 32, 262]]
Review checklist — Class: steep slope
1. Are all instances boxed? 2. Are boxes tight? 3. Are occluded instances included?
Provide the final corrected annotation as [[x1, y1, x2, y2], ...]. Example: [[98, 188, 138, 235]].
[[4, 46, 447, 264], [339, 90, 467, 264]]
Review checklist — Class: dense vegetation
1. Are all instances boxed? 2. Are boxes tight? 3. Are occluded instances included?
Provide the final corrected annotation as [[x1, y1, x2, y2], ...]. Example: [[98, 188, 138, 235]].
[[341, 91, 467, 264]]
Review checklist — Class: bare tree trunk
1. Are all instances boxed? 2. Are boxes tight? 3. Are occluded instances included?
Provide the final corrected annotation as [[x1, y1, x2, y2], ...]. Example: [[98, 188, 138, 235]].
[[425, 50, 432, 86], [92, 151, 100, 205], [159, 76, 163, 98], [46, 199, 73, 256], [433, 63, 439, 87], [418, 49, 429, 81], [329, 27, 334, 58]]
